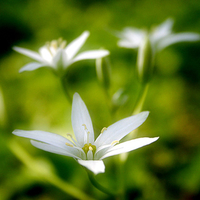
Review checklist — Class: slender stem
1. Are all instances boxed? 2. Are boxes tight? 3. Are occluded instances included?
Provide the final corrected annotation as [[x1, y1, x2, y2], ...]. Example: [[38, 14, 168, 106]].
[[119, 83, 149, 163], [117, 156, 127, 200], [8, 139, 94, 200], [87, 171, 115, 197], [60, 76, 72, 103], [132, 83, 149, 115]]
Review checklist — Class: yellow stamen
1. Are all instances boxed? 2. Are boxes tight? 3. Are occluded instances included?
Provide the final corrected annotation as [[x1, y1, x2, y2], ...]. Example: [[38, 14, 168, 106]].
[[58, 37, 63, 44], [111, 140, 119, 145], [51, 40, 57, 49], [87, 131, 90, 145], [101, 127, 107, 133], [60, 40, 66, 49], [66, 133, 73, 138], [65, 142, 73, 147], [82, 124, 87, 130]]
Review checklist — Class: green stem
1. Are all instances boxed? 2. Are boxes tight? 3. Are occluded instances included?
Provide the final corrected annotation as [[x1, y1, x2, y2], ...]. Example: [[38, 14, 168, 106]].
[[87, 171, 115, 197], [60, 76, 72, 103], [117, 156, 127, 200], [8, 139, 94, 200], [132, 83, 149, 115]]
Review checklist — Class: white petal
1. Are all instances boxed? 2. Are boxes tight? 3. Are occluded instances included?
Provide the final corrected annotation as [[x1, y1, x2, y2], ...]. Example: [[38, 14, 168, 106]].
[[72, 50, 110, 63], [94, 144, 112, 160], [72, 93, 94, 147], [12, 130, 73, 149], [151, 18, 174, 43], [87, 150, 94, 160], [100, 137, 159, 159], [117, 27, 145, 48], [78, 160, 105, 174], [51, 49, 68, 70], [65, 31, 90, 61], [117, 40, 140, 48], [19, 62, 49, 73], [157, 33, 200, 51], [39, 46, 53, 63], [94, 111, 149, 147], [31, 140, 81, 159], [13, 46, 44, 63]]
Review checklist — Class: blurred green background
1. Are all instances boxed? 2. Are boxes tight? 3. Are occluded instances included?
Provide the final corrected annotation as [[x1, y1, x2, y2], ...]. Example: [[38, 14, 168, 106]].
[[0, 0, 200, 199]]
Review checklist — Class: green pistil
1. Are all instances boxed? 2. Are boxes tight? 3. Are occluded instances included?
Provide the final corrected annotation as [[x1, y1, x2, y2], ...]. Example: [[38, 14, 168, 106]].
[[82, 143, 96, 155]]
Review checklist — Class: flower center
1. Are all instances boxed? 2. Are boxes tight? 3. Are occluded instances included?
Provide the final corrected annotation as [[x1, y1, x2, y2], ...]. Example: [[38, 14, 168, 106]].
[[82, 143, 96, 155], [45, 38, 67, 55]]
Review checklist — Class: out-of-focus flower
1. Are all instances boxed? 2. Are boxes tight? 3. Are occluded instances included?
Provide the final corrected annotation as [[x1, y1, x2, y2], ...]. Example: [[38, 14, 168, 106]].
[[13, 93, 158, 175], [13, 31, 109, 76], [117, 19, 200, 53]]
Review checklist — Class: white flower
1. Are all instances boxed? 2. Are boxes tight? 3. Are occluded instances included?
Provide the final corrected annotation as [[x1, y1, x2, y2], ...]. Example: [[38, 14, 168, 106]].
[[13, 31, 109, 75], [12, 93, 158, 175], [117, 18, 200, 53]]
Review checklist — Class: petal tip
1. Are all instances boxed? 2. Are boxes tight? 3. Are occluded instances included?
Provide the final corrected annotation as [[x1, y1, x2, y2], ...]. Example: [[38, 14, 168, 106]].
[[82, 31, 90, 38], [138, 111, 150, 119], [153, 136, 159, 141], [12, 129, 23, 136], [73, 92, 81, 100]]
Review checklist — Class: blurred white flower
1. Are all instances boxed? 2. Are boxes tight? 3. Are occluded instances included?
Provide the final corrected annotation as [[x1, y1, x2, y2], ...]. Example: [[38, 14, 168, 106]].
[[13, 31, 109, 75], [13, 93, 158, 175], [117, 19, 200, 53]]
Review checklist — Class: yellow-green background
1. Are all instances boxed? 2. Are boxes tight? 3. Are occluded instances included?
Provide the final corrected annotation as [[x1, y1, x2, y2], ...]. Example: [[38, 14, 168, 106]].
[[0, 0, 200, 199]]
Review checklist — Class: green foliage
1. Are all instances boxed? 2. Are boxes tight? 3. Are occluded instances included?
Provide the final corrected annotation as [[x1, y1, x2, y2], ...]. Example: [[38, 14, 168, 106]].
[[0, 0, 200, 199]]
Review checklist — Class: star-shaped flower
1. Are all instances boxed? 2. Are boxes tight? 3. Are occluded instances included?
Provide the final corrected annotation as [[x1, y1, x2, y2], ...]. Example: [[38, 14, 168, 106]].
[[13, 93, 158, 174], [116, 18, 200, 53], [13, 31, 109, 76]]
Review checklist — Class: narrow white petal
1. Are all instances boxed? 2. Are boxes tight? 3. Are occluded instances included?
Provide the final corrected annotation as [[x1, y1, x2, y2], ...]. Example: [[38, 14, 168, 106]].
[[19, 62, 49, 73], [94, 144, 112, 160], [78, 160, 105, 174], [52, 49, 62, 68], [87, 150, 94, 160], [94, 111, 149, 147], [72, 93, 94, 147], [65, 31, 90, 61], [117, 28, 145, 48], [62, 50, 69, 68], [100, 137, 159, 159], [39, 46, 53, 63], [157, 33, 200, 51], [13, 46, 44, 63], [12, 130, 73, 149], [51, 49, 69, 70], [151, 18, 174, 43], [31, 140, 81, 159], [72, 50, 110, 63], [119, 27, 144, 42], [118, 40, 140, 48]]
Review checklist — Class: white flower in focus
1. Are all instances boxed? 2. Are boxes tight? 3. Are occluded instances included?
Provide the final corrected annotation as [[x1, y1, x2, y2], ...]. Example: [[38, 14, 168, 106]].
[[117, 19, 200, 53], [13, 93, 158, 175], [13, 31, 109, 75]]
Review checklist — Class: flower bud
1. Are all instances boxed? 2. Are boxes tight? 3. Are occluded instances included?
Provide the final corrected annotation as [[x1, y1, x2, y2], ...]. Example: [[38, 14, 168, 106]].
[[137, 34, 153, 83], [112, 88, 129, 107], [96, 57, 111, 90]]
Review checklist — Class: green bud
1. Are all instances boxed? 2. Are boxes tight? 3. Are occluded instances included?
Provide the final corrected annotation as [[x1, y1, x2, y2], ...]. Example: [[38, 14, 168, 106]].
[[0, 86, 7, 127], [137, 34, 153, 83], [96, 57, 111, 89], [112, 88, 129, 107]]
